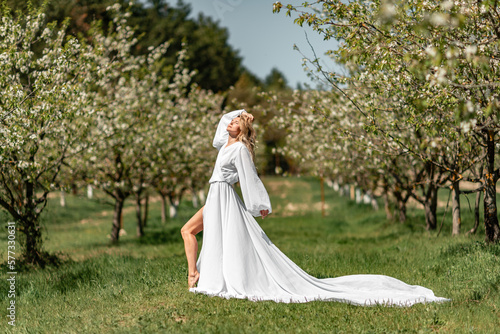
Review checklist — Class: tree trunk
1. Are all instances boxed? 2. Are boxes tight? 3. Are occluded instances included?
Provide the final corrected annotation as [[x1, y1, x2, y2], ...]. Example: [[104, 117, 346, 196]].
[[192, 192, 199, 208], [483, 175, 499, 241], [342, 184, 349, 197], [370, 194, 379, 211], [169, 201, 178, 218], [350, 185, 355, 200], [198, 189, 205, 204], [320, 176, 325, 217], [397, 199, 406, 223], [355, 188, 362, 204], [333, 181, 340, 192], [23, 213, 43, 264], [23, 179, 43, 264], [135, 193, 144, 238], [71, 183, 78, 195], [483, 129, 500, 242], [362, 192, 370, 204], [383, 184, 393, 220], [169, 195, 180, 218], [424, 183, 438, 230], [111, 198, 124, 243], [160, 193, 168, 223], [467, 190, 482, 235], [87, 184, 93, 199], [142, 194, 149, 227], [451, 177, 461, 236], [60, 190, 66, 207], [393, 189, 406, 223]]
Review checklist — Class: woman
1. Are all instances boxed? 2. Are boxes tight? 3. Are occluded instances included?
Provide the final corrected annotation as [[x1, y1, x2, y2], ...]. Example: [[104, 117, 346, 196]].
[[181, 109, 449, 306]]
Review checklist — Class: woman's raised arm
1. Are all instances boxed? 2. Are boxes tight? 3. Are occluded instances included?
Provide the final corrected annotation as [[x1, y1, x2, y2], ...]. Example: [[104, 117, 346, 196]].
[[212, 109, 246, 150]]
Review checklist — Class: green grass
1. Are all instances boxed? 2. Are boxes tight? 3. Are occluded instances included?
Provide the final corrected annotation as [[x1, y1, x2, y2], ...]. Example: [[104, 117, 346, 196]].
[[0, 177, 499, 333]]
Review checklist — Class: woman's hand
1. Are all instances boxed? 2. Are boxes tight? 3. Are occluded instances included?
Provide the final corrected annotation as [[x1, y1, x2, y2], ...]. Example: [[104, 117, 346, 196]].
[[243, 111, 254, 123], [260, 209, 269, 219]]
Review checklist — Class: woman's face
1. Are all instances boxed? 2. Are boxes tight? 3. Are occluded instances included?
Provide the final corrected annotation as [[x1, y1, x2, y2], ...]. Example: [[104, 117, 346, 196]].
[[227, 117, 241, 137]]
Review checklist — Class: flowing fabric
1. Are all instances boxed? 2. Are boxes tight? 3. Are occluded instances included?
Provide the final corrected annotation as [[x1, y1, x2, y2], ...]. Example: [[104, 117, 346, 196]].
[[190, 110, 450, 306]]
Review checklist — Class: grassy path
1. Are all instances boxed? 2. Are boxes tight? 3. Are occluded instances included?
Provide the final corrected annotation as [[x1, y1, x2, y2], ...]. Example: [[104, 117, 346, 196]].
[[0, 177, 499, 333]]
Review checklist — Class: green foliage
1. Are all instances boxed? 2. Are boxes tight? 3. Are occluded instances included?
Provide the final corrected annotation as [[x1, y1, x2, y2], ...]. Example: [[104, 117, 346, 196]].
[[132, 0, 243, 92], [225, 70, 265, 110], [4, 0, 243, 92], [265, 67, 290, 92]]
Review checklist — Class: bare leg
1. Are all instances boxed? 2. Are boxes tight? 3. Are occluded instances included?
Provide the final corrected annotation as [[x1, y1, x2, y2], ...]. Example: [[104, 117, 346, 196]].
[[180, 205, 204, 288]]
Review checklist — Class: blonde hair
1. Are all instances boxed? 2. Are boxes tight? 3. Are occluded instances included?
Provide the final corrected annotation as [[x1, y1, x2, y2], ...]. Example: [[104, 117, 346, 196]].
[[236, 113, 256, 161]]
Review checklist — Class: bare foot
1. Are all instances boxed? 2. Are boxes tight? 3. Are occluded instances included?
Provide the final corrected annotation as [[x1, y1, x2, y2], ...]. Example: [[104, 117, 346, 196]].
[[188, 272, 200, 289]]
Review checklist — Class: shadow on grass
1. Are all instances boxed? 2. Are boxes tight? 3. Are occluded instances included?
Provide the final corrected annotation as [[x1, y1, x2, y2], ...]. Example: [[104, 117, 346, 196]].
[[8, 221, 187, 274], [13, 254, 148, 298], [335, 232, 402, 246], [324, 219, 349, 233], [8, 250, 68, 273], [81, 223, 186, 250], [440, 241, 500, 257], [468, 275, 500, 302], [476, 275, 500, 301], [332, 212, 426, 246], [136, 226, 186, 245], [51, 264, 102, 294], [40, 195, 114, 226]]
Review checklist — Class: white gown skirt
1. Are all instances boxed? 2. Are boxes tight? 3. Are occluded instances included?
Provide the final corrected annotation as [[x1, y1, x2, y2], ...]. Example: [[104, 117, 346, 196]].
[[190, 182, 450, 306]]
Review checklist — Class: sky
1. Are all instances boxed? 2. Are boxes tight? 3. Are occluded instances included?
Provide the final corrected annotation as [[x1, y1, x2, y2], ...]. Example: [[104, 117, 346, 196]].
[[161, 0, 341, 89]]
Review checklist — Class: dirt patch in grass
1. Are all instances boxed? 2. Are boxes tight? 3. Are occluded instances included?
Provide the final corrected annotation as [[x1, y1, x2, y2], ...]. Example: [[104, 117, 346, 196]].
[[275, 202, 330, 217]]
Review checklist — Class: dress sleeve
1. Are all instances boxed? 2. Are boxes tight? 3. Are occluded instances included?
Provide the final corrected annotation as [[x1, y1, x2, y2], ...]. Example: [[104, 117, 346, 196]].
[[234, 145, 273, 217], [212, 109, 246, 150]]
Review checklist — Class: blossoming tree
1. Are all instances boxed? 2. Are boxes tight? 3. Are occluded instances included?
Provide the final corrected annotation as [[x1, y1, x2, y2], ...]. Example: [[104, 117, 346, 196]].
[[0, 5, 94, 264], [274, 0, 499, 241]]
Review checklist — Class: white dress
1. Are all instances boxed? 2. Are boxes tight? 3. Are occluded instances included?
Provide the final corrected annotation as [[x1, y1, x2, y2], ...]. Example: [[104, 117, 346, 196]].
[[190, 110, 450, 306]]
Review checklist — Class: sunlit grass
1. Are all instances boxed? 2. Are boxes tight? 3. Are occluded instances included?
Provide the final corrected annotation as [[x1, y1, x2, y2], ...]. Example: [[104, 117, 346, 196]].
[[0, 177, 499, 333]]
